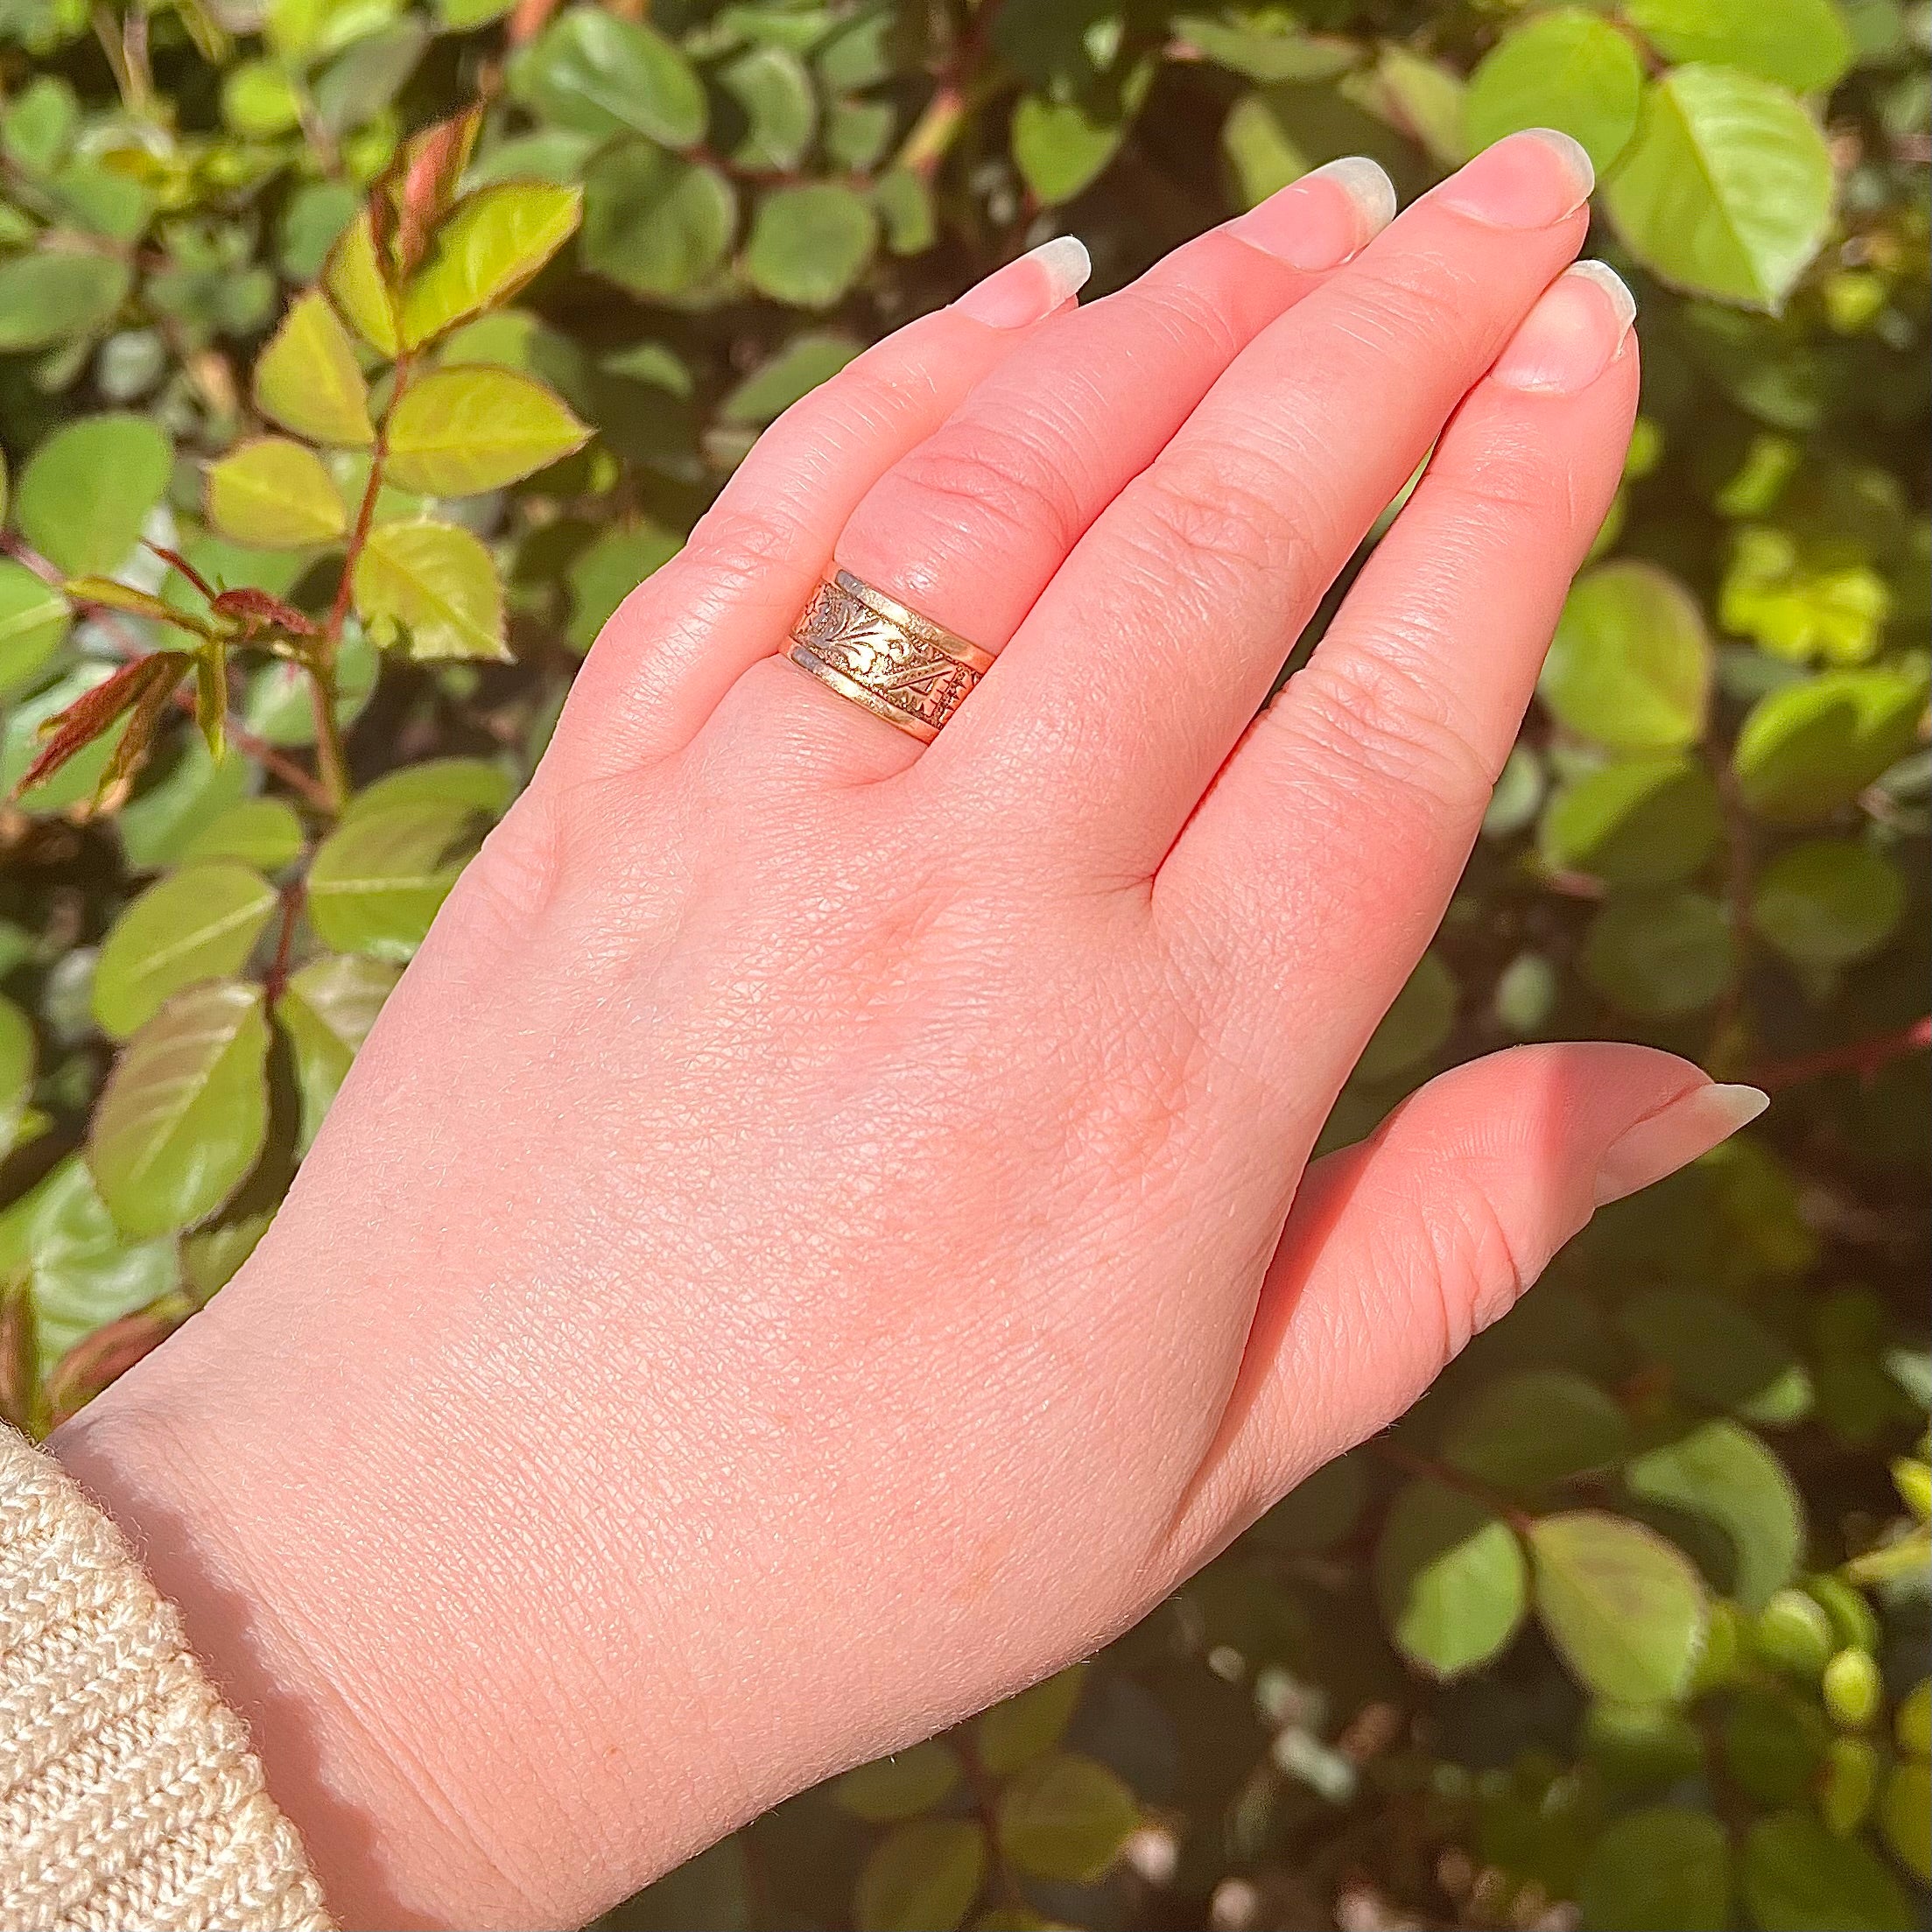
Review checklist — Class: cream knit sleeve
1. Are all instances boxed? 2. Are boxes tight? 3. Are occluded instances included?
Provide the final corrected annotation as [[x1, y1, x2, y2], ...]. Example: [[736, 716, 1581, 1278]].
[[2, 1428, 333, 1932]]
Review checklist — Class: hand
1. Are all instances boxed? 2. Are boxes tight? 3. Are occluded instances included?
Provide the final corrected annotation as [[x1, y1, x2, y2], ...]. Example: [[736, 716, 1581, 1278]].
[[56, 130, 1762, 1930]]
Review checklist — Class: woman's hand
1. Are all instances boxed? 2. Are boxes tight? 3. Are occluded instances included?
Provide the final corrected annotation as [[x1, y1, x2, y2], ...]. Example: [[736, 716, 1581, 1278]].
[[57, 130, 1763, 1930]]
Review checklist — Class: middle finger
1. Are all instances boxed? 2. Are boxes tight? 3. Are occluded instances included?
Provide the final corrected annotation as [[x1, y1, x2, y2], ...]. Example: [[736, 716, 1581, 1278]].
[[930, 130, 1595, 876]]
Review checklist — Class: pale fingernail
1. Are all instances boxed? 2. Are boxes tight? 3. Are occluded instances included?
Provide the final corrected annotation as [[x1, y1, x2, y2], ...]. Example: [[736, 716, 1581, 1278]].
[[1593, 1084, 1769, 1207], [1436, 128, 1594, 228], [1228, 156, 1398, 270], [952, 235, 1092, 327], [1491, 261, 1637, 394]]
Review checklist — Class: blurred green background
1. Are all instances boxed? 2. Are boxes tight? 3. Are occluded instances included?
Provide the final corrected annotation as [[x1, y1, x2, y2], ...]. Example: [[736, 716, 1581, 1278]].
[[1, 1, 1927, 1928]]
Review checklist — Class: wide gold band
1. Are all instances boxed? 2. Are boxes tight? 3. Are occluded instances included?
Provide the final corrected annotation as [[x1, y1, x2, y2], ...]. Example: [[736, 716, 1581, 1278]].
[[788, 570, 994, 743]]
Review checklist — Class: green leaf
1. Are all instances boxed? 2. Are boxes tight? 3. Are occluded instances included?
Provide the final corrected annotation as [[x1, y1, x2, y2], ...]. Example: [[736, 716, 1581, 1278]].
[[325, 211, 399, 356], [341, 755, 515, 825], [1374, 1479, 1528, 1679], [0, 249, 131, 353], [509, 7, 706, 148], [1012, 92, 1130, 206], [1751, 837, 1905, 967], [0, 561, 70, 699], [88, 980, 271, 1240], [581, 144, 736, 299], [719, 43, 816, 170], [177, 797, 306, 870], [745, 184, 878, 309], [1602, 68, 1835, 312], [1539, 755, 1722, 887], [1173, 17, 1359, 81], [306, 797, 481, 959], [353, 519, 506, 661], [1880, 1760, 1930, 1885], [385, 367, 589, 495], [399, 183, 582, 350], [720, 332, 864, 428], [253, 290, 375, 448], [17, 414, 173, 578], [1732, 666, 1928, 822], [1720, 524, 1889, 665], [1529, 1512, 1707, 1704], [1621, 0, 1853, 92], [1463, 11, 1644, 176], [833, 1741, 962, 1823], [0, 994, 34, 1156], [994, 1751, 1140, 1883], [1741, 1812, 1916, 1931], [0, 1156, 178, 1372], [275, 952, 400, 1151], [206, 438, 350, 549], [221, 58, 303, 137], [115, 741, 251, 871], [566, 523, 684, 651], [854, 1819, 987, 1932], [1354, 949, 1457, 1084], [1541, 563, 1712, 754], [1620, 1289, 1813, 1425], [1442, 1371, 1632, 1495], [976, 1662, 1090, 1775], [1584, 889, 1734, 1019], [1626, 1420, 1805, 1612], [312, 18, 425, 136], [90, 862, 279, 1040], [1576, 1808, 1730, 1932]]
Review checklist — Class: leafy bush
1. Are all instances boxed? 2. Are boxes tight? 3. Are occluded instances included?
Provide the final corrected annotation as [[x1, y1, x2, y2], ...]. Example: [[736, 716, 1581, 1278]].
[[1, 2, 1926, 1928]]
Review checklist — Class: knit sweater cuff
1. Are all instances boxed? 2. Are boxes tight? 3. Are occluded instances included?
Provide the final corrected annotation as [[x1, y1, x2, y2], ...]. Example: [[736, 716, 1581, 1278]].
[[2, 1427, 333, 1932]]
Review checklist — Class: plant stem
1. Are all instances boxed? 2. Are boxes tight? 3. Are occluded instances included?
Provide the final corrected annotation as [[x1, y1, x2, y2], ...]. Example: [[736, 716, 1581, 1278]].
[[1752, 1015, 1931, 1092]]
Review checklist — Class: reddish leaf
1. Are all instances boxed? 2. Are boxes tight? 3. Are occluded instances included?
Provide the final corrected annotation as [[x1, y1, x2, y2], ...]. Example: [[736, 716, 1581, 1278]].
[[12, 651, 191, 799], [209, 586, 320, 636], [396, 108, 483, 278], [46, 1299, 185, 1428], [95, 652, 187, 803], [147, 541, 220, 604]]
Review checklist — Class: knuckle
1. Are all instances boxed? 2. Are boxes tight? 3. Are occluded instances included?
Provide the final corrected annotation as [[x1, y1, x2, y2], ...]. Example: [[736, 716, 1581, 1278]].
[[1418, 1163, 1536, 1359], [1437, 423, 1575, 527], [875, 416, 1087, 561], [1123, 457, 1303, 590], [1345, 250, 1487, 353], [1289, 648, 1496, 818], [685, 496, 807, 587]]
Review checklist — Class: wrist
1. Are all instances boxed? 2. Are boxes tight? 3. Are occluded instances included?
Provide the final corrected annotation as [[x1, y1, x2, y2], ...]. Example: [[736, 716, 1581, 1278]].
[[47, 1257, 707, 1929]]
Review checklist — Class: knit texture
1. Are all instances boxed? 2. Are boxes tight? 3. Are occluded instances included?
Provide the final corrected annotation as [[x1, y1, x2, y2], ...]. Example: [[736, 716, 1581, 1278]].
[[2, 1428, 333, 1931]]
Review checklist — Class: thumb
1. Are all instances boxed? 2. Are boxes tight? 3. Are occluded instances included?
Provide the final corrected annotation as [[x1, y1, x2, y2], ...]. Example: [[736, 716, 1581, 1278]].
[[1187, 1043, 1767, 1541]]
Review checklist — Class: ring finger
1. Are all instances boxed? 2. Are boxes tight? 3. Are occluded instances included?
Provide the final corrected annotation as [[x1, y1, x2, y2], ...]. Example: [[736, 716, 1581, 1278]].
[[721, 158, 1399, 772]]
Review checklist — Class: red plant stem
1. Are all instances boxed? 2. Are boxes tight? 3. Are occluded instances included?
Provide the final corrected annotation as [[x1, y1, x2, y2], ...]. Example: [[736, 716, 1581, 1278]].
[[1752, 1016, 1931, 1092]]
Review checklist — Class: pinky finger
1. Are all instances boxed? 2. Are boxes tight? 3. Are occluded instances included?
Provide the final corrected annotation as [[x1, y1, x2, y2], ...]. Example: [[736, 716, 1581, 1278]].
[[551, 239, 1092, 779]]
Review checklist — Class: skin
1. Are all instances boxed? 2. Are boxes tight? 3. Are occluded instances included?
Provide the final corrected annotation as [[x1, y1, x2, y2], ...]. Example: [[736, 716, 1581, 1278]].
[[57, 133, 1761, 1929]]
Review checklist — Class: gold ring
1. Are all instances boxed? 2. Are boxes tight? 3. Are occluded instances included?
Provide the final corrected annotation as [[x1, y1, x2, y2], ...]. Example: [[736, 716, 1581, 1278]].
[[788, 570, 994, 743]]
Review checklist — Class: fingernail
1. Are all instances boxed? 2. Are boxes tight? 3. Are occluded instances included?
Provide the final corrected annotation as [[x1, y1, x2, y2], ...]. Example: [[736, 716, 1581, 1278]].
[[1491, 261, 1636, 394], [1437, 128, 1594, 228], [1593, 1083, 1769, 1206], [1228, 156, 1398, 270], [952, 235, 1092, 327]]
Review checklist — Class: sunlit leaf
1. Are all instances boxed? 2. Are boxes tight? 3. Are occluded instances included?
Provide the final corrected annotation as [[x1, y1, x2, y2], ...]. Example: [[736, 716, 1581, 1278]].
[[353, 519, 506, 660], [207, 438, 350, 549], [254, 289, 375, 447], [1603, 68, 1835, 312], [995, 1751, 1140, 1884], [88, 980, 271, 1239], [1529, 1511, 1707, 1704], [306, 797, 481, 959], [385, 367, 588, 495], [1374, 1479, 1528, 1679], [1463, 11, 1643, 174], [91, 861, 279, 1039], [17, 413, 173, 577], [276, 952, 400, 1150], [745, 184, 878, 309], [398, 183, 581, 349]]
